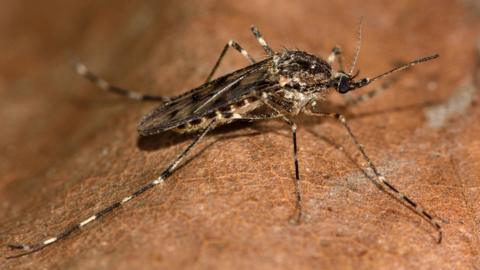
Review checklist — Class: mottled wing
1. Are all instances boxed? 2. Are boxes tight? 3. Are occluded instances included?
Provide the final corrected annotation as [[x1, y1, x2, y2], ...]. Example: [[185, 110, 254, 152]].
[[138, 59, 273, 136]]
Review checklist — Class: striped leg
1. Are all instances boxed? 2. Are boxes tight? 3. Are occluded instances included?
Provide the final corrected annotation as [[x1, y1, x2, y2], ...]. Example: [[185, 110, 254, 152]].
[[7, 121, 216, 259], [286, 119, 303, 224], [250, 26, 275, 57], [73, 61, 169, 102], [256, 95, 304, 224], [305, 110, 442, 243], [205, 40, 256, 83], [327, 46, 345, 72]]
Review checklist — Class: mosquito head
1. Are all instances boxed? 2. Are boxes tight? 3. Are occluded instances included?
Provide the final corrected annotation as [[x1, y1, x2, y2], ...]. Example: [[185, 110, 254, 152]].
[[331, 71, 361, 93]]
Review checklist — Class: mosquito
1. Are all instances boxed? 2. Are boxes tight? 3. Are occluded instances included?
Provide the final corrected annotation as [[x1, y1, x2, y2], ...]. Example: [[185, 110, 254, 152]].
[[7, 24, 442, 258]]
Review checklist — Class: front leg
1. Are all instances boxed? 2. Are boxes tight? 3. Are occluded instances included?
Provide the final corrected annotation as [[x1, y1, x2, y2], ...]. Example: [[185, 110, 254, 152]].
[[205, 40, 256, 83], [304, 108, 442, 243], [257, 94, 304, 224], [327, 46, 345, 72]]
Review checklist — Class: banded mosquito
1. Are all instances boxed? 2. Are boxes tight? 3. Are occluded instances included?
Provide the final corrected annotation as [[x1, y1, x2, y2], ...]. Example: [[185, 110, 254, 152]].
[[7, 24, 442, 258]]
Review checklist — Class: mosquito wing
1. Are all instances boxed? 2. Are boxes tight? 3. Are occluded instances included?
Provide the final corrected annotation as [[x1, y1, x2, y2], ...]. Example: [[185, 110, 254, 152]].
[[138, 59, 274, 136]]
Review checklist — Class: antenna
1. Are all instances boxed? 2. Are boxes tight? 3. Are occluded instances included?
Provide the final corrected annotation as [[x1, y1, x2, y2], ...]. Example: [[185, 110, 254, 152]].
[[349, 17, 364, 76], [367, 54, 439, 84]]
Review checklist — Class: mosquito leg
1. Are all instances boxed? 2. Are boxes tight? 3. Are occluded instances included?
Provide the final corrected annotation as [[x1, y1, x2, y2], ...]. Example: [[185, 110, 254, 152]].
[[258, 114, 303, 224], [7, 121, 216, 259], [205, 40, 256, 83], [255, 95, 303, 224], [305, 110, 442, 243], [73, 60, 169, 102], [285, 118, 303, 224], [327, 46, 345, 72], [250, 26, 275, 57]]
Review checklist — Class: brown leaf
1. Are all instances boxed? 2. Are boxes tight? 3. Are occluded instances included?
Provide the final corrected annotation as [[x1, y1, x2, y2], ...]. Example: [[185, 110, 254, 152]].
[[1, 1, 480, 269]]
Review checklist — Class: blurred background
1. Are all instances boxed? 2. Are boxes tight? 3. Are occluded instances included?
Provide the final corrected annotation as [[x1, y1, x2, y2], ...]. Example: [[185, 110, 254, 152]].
[[1, 0, 480, 269]]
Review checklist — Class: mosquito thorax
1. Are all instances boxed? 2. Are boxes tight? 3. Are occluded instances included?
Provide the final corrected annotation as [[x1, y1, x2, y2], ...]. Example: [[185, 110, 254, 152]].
[[272, 50, 333, 92]]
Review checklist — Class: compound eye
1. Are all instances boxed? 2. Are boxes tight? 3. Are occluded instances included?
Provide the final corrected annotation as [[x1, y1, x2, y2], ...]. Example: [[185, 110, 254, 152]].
[[337, 76, 350, 93]]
